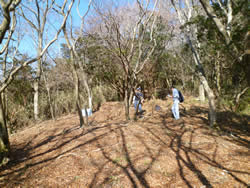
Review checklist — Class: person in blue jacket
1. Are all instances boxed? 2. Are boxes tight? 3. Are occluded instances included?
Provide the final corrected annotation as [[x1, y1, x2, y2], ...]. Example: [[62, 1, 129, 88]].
[[168, 85, 180, 120], [133, 87, 144, 114]]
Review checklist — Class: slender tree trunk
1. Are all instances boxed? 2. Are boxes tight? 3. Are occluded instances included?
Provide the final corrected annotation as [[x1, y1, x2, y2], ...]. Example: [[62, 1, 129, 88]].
[[129, 90, 134, 106], [72, 62, 84, 127], [199, 83, 205, 102], [166, 78, 171, 89], [33, 80, 39, 120], [42, 69, 55, 120], [215, 58, 221, 94], [200, 77, 216, 126], [78, 61, 92, 110], [34, 38, 43, 120], [188, 37, 217, 126], [1, 92, 9, 135], [124, 89, 130, 120], [47, 87, 55, 120], [84, 105, 88, 126], [62, 23, 85, 127], [198, 69, 216, 127], [83, 73, 92, 110], [33, 64, 41, 121], [0, 93, 9, 166]]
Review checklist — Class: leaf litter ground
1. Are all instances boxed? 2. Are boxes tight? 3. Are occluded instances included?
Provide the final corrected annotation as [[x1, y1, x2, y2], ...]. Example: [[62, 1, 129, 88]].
[[0, 98, 249, 187]]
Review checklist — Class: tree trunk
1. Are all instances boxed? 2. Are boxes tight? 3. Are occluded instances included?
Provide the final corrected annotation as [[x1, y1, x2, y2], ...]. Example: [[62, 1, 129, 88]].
[[42, 66, 55, 120], [199, 83, 205, 102], [84, 105, 88, 126], [34, 40, 43, 121], [33, 80, 39, 120], [78, 60, 92, 110], [200, 77, 216, 126], [47, 87, 55, 120], [124, 89, 130, 120], [215, 59, 221, 95], [73, 64, 84, 127], [129, 90, 134, 106], [83, 73, 92, 110], [0, 93, 9, 166], [188, 37, 217, 126]]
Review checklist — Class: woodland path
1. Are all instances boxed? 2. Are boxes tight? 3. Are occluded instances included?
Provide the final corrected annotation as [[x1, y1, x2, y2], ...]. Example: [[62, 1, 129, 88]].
[[0, 98, 249, 187]]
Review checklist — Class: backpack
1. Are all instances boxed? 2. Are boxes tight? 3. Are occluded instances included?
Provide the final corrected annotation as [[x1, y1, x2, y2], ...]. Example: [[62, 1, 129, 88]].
[[178, 90, 184, 103]]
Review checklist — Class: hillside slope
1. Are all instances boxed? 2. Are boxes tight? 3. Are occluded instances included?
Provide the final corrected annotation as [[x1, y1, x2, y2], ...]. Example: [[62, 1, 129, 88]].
[[0, 99, 249, 187]]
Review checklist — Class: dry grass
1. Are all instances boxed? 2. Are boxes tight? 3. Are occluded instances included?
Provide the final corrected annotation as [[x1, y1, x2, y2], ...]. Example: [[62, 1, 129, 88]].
[[0, 98, 249, 188]]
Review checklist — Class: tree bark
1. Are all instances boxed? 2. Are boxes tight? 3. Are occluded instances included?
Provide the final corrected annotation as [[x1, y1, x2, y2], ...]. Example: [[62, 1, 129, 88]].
[[200, 76, 216, 126], [73, 65, 84, 127], [0, 94, 9, 166], [33, 43, 42, 121], [215, 58, 221, 95], [124, 89, 130, 120], [78, 62, 92, 110], [199, 83, 205, 102], [188, 37, 216, 126], [0, 0, 21, 44], [42, 71, 55, 120]]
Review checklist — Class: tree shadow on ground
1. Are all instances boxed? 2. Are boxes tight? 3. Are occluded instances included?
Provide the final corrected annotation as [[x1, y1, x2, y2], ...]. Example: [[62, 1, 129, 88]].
[[0, 123, 122, 187], [181, 105, 209, 124], [87, 113, 249, 187], [158, 115, 248, 187], [216, 111, 250, 149], [0, 108, 249, 187], [216, 111, 249, 134], [182, 105, 250, 148], [88, 122, 161, 188]]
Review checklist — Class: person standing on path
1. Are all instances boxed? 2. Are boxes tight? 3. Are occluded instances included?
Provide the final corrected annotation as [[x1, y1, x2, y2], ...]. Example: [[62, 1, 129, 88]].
[[133, 87, 144, 114], [168, 85, 180, 120]]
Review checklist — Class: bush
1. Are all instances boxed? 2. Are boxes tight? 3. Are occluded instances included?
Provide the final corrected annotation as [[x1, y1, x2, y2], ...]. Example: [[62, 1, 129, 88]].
[[91, 85, 119, 111], [7, 104, 33, 133]]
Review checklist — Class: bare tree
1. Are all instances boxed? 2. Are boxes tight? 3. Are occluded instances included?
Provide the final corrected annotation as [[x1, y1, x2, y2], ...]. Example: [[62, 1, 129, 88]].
[[92, 0, 159, 120], [59, 0, 93, 127], [18, 0, 65, 121], [0, 0, 74, 166]]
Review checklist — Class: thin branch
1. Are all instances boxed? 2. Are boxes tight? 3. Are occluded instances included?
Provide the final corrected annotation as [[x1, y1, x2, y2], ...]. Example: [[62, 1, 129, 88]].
[[0, 0, 74, 93], [18, 7, 38, 31]]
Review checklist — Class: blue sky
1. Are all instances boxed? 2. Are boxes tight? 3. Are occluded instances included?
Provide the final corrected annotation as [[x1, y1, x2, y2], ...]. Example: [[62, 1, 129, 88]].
[[6, 0, 154, 60], [15, 0, 92, 58]]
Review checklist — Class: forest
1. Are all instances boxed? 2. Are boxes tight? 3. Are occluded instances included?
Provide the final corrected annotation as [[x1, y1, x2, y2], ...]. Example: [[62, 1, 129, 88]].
[[0, 0, 249, 187]]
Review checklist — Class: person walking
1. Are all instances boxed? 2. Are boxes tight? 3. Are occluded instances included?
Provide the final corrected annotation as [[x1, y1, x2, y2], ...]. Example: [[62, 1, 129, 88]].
[[133, 87, 144, 114], [168, 85, 180, 120]]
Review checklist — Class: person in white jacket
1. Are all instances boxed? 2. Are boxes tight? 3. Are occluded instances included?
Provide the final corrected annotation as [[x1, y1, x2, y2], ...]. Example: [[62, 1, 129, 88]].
[[168, 85, 180, 120]]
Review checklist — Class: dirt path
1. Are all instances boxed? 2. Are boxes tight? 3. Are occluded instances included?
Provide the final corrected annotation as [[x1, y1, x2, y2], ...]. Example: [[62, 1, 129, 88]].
[[0, 100, 249, 187]]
